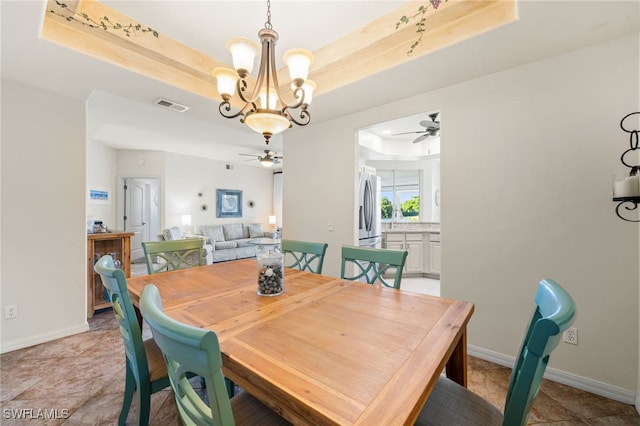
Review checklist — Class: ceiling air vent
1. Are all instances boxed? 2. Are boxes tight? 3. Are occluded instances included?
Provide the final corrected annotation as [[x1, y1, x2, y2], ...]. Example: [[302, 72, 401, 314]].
[[153, 98, 189, 113]]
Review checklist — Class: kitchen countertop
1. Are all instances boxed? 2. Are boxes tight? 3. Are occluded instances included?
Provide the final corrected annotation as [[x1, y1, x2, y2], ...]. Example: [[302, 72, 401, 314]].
[[381, 223, 440, 234]]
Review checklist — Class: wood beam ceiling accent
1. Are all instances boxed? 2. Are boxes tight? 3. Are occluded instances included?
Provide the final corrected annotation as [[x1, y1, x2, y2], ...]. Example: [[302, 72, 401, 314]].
[[309, 0, 517, 97], [41, 0, 516, 103]]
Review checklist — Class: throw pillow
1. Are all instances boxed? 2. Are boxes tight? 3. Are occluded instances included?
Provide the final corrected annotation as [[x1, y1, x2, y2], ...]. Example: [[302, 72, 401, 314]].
[[247, 223, 264, 238], [202, 225, 225, 245], [223, 223, 244, 240], [163, 226, 182, 240]]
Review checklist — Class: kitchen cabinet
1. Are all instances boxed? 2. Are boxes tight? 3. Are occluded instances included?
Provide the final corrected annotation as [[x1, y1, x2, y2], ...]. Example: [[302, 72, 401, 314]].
[[428, 233, 441, 275], [384, 232, 423, 274]]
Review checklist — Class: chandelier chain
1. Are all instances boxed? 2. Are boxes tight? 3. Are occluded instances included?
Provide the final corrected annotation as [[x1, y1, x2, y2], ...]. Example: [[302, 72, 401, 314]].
[[265, 0, 273, 30]]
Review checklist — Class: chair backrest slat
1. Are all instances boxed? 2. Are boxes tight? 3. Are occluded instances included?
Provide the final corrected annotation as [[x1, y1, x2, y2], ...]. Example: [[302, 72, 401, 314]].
[[340, 245, 408, 289], [140, 284, 236, 426], [142, 239, 205, 274], [282, 239, 329, 274], [502, 278, 576, 426], [94, 255, 150, 385]]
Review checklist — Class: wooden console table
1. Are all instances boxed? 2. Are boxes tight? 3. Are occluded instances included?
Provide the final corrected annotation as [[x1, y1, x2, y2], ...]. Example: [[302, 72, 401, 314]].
[[87, 231, 133, 318]]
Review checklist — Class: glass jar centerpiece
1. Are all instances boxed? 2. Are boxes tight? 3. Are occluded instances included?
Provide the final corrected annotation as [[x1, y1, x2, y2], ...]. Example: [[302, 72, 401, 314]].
[[256, 248, 284, 296]]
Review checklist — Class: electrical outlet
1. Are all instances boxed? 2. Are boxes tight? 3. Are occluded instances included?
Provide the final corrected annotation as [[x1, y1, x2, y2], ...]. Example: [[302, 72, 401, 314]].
[[563, 326, 578, 345], [5, 305, 18, 320]]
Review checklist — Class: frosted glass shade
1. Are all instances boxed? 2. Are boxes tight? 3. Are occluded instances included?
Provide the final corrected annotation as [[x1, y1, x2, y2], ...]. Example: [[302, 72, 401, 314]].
[[212, 67, 238, 98], [260, 158, 275, 167], [283, 48, 313, 81], [257, 88, 280, 110], [244, 112, 290, 136], [226, 37, 259, 73], [301, 79, 316, 105]]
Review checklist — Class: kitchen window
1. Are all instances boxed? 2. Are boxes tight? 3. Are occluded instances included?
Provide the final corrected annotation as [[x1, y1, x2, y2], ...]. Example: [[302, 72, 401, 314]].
[[379, 170, 421, 222]]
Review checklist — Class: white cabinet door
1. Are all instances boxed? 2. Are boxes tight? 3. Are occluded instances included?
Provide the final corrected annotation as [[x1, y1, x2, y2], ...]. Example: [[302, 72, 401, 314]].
[[429, 234, 441, 274], [405, 234, 423, 273]]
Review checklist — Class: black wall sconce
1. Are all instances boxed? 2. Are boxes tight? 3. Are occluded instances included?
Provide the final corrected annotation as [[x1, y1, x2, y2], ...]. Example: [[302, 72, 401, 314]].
[[612, 112, 640, 222]]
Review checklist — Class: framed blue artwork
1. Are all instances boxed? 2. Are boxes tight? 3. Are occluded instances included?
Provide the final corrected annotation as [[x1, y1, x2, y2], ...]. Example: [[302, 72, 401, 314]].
[[216, 189, 242, 218]]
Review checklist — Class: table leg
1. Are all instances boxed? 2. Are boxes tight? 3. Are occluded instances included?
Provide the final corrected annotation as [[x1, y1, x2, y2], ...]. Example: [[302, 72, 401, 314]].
[[445, 327, 468, 387]]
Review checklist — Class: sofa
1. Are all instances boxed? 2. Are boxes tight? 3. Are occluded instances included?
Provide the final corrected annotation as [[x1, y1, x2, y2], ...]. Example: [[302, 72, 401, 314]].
[[160, 223, 276, 264]]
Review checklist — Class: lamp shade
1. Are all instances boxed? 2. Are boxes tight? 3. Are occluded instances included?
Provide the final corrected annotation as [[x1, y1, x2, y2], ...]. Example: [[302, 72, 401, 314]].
[[269, 215, 277, 225], [257, 87, 280, 110], [284, 48, 313, 82], [226, 37, 259, 74], [261, 157, 274, 167], [301, 79, 316, 105], [212, 67, 238, 98], [181, 215, 192, 226], [244, 112, 290, 136]]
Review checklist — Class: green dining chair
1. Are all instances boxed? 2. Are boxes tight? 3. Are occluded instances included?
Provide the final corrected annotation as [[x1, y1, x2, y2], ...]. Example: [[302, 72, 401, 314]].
[[142, 239, 205, 274], [416, 278, 576, 426], [282, 239, 329, 274], [139, 284, 291, 426], [340, 245, 408, 289], [94, 255, 170, 426]]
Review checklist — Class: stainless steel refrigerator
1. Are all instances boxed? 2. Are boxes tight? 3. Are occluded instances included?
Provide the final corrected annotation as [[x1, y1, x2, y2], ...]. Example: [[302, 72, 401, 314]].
[[358, 168, 381, 248]]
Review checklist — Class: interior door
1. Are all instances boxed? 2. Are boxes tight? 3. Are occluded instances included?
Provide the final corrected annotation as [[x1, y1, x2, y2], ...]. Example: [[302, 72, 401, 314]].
[[124, 178, 148, 261]]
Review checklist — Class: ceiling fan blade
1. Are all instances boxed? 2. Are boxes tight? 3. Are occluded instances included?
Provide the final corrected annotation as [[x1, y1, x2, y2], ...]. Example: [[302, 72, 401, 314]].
[[238, 153, 259, 157], [393, 130, 425, 136], [419, 120, 440, 129], [413, 134, 429, 143]]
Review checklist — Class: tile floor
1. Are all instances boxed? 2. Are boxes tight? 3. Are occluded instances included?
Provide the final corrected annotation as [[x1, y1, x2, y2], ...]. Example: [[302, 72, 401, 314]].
[[1, 275, 638, 425]]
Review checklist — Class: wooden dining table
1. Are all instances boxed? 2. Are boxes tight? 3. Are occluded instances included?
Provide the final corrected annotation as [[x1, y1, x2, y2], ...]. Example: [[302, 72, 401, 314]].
[[127, 258, 474, 426]]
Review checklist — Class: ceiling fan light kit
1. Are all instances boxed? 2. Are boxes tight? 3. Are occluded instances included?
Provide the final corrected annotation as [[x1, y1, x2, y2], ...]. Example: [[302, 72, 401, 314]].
[[213, 0, 315, 145], [239, 150, 283, 168]]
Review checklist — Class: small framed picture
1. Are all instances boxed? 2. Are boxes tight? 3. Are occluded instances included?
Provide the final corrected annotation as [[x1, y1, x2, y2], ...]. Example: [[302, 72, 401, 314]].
[[88, 187, 111, 204], [216, 189, 243, 218]]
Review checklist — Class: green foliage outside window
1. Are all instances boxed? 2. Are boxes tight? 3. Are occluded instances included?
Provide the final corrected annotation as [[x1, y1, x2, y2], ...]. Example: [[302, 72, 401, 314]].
[[401, 196, 420, 217], [381, 197, 393, 219]]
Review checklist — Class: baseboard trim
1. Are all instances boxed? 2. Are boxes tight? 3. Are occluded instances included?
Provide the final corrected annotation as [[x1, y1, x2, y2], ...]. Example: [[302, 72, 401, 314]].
[[1, 322, 89, 354], [469, 345, 637, 406]]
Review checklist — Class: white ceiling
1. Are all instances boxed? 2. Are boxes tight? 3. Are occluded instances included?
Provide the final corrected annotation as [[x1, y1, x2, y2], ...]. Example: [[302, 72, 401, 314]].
[[2, 1, 639, 166]]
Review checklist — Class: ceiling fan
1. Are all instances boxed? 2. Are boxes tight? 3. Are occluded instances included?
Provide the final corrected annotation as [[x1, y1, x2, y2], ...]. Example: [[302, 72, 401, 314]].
[[394, 113, 440, 143], [239, 150, 283, 167]]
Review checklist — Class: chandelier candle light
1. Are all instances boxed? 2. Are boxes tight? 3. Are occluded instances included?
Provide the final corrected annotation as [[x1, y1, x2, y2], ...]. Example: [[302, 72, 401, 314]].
[[213, 0, 315, 145]]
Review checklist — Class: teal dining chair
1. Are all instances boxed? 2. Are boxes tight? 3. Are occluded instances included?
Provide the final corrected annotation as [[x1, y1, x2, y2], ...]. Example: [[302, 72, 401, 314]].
[[282, 239, 329, 274], [141, 239, 205, 274], [94, 255, 170, 426], [340, 245, 408, 289], [139, 284, 291, 426], [415, 278, 576, 426]]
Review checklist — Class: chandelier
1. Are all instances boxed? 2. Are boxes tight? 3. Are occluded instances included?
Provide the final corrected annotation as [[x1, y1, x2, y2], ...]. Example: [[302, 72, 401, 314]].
[[212, 0, 315, 144]]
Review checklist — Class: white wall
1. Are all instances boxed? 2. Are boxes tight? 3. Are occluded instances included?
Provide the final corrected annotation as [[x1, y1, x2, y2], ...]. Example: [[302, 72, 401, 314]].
[[283, 34, 639, 397], [163, 153, 275, 229], [86, 139, 117, 228], [1, 80, 88, 352], [116, 150, 275, 232]]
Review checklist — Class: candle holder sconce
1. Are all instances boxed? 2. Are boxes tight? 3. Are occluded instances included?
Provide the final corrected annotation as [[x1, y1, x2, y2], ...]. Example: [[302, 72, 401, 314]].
[[612, 112, 640, 222]]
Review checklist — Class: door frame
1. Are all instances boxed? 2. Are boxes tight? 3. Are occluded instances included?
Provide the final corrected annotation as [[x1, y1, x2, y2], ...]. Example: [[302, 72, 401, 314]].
[[117, 175, 162, 250]]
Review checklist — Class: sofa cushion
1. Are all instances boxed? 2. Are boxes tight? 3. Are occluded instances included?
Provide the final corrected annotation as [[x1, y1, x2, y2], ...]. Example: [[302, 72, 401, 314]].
[[236, 239, 255, 248], [214, 241, 237, 250], [247, 223, 264, 238], [201, 225, 225, 244], [163, 226, 183, 241], [223, 223, 245, 241]]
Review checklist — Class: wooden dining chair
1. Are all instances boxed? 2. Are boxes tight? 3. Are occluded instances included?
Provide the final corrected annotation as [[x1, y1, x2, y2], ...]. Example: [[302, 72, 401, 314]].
[[340, 245, 408, 289], [139, 284, 291, 426], [141, 239, 205, 274], [416, 278, 576, 426], [282, 239, 329, 274], [94, 255, 170, 426]]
